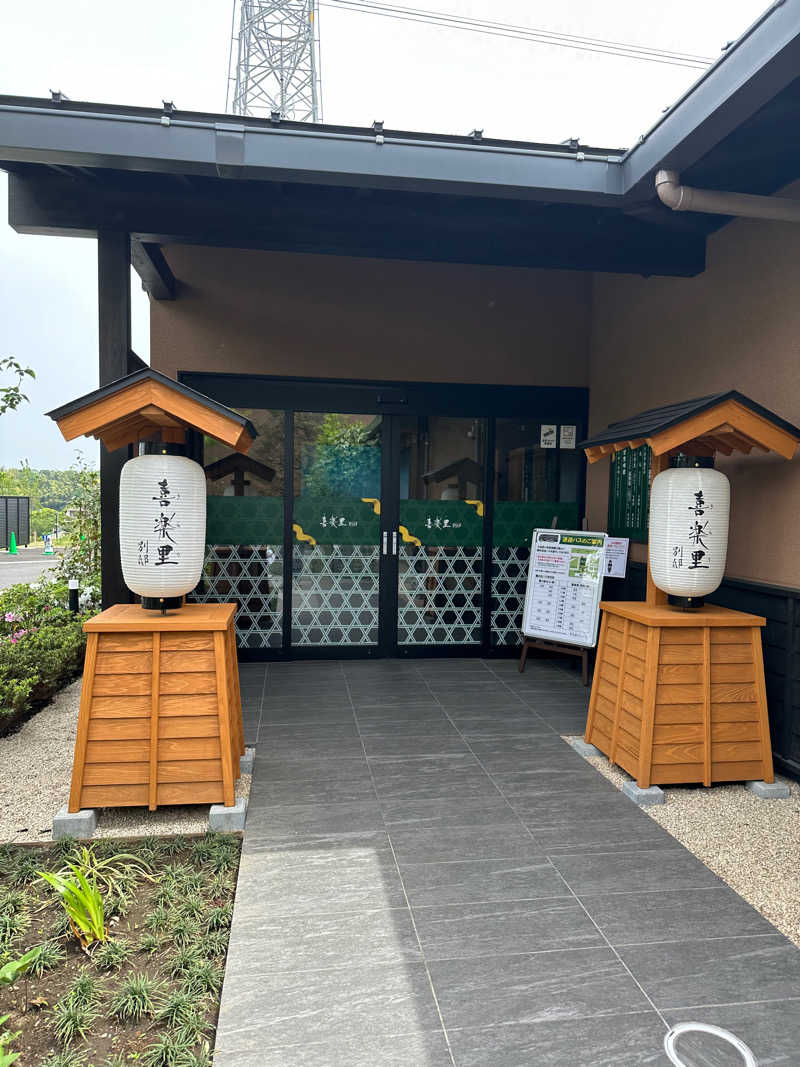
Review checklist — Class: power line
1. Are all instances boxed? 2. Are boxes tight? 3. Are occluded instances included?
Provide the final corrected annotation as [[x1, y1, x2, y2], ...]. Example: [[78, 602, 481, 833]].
[[321, 0, 715, 68]]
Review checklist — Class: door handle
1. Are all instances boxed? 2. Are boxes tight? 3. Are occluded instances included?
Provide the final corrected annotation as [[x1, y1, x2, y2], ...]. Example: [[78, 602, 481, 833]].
[[392, 531, 398, 555], [382, 531, 388, 555]]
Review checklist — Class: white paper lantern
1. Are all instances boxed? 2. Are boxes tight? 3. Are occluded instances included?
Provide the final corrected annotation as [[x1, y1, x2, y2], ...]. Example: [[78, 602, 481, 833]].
[[119, 453, 206, 604], [649, 466, 730, 600]]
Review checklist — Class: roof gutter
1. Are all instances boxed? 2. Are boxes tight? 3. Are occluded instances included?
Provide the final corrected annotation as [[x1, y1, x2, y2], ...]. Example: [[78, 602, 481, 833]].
[[655, 169, 800, 223]]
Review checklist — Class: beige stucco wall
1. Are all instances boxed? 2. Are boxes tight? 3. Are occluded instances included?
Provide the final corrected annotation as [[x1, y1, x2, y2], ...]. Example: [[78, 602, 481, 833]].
[[151, 245, 591, 387], [587, 188, 800, 587], [149, 203, 800, 590]]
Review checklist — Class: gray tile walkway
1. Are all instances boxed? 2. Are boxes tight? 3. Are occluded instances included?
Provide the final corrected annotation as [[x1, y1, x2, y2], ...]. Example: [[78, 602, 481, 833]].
[[215, 657, 800, 1066]]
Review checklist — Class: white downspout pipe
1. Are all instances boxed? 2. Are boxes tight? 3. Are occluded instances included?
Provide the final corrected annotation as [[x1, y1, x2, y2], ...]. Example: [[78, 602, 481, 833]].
[[655, 169, 800, 223]]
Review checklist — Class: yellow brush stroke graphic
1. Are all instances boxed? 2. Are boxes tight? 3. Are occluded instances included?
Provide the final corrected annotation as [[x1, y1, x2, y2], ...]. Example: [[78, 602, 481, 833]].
[[465, 499, 484, 517], [292, 523, 317, 546], [361, 498, 381, 516], [398, 525, 422, 547]]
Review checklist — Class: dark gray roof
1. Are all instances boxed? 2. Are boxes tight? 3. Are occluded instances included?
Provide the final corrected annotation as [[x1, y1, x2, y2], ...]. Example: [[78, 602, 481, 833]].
[[580, 391, 800, 449], [46, 367, 258, 441]]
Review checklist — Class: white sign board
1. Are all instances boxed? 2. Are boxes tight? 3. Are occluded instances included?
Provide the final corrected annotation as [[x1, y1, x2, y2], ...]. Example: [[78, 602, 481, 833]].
[[540, 424, 557, 449], [559, 424, 577, 449], [604, 536, 629, 579], [522, 529, 607, 648]]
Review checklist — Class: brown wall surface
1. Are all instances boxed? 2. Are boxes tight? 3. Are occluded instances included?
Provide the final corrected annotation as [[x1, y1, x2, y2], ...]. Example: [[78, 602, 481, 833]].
[[151, 245, 591, 387], [587, 193, 800, 587]]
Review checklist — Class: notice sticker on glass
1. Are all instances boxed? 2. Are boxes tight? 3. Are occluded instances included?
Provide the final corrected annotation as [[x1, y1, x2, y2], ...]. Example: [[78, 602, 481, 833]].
[[540, 424, 557, 449], [559, 425, 577, 449], [603, 536, 629, 578]]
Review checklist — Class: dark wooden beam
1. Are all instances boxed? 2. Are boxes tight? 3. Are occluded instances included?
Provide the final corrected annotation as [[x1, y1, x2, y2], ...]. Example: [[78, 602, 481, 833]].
[[130, 239, 176, 300], [98, 230, 131, 609], [8, 171, 707, 277]]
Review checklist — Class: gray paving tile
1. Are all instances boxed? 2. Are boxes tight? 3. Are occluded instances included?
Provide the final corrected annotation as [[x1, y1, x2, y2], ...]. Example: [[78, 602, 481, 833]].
[[534, 814, 679, 854], [355, 707, 453, 730], [467, 735, 571, 771], [352, 693, 436, 708], [251, 755, 370, 783], [664, 999, 800, 1066], [212, 1029, 453, 1067], [361, 731, 471, 758], [435, 692, 526, 708], [448, 1010, 670, 1066], [512, 791, 656, 827], [619, 933, 800, 1010], [369, 754, 498, 801], [389, 822, 540, 865], [254, 736, 365, 760], [456, 721, 556, 741], [413, 897, 603, 960], [235, 832, 407, 916], [429, 946, 651, 1030], [550, 847, 722, 894], [400, 857, 571, 907], [215, 961, 442, 1052], [491, 762, 609, 797], [258, 721, 361, 742], [581, 887, 776, 947], [225, 905, 421, 973], [250, 774, 378, 807], [259, 703, 356, 723], [244, 800, 384, 838], [379, 796, 514, 830]]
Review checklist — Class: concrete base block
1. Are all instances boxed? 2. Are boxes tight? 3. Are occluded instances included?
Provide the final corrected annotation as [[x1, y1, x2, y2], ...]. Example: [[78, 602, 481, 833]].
[[622, 781, 665, 807], [240, 748, 255, 775], [53, 805, 97, 840], [746, 779, 790, 799], [209, 798, 248, 832], [570, 738, 601, 757]]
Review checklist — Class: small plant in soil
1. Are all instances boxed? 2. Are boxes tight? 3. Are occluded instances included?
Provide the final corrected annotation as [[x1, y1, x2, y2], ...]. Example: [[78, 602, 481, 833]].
[[0, 1013, 21, 1067], [109, 972, 163, 1023], [0, 834, 240, 1063], [52, 995, 98, 1047], [167, 946, 201, 980], [28, 940, 66, 977], [93, 937, 133, 971], [205, 901, 233, 931], [138, 931, 162, 955]]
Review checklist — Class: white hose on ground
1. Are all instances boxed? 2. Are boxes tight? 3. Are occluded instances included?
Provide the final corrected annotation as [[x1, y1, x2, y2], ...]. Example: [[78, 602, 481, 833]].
[[664, 1022, 758, 1066]]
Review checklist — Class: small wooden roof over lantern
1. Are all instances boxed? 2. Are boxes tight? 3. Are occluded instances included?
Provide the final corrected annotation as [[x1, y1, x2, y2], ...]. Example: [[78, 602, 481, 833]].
[[580, 391, 799, 465], [204, 453, 276, 496], [580, 390, 800, 606], [46, 368, 257, 454]]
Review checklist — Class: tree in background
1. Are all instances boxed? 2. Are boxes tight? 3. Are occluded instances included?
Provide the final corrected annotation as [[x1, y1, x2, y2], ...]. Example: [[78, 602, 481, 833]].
[[56, 452, 100, 603], [301, 413, 381, 497], [0, 357, 35, 415]]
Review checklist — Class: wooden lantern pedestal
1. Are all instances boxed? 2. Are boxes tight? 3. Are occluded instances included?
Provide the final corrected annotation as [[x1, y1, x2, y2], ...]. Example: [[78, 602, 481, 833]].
[[69, 603, 243, 813], [584, 601, 775, 788]]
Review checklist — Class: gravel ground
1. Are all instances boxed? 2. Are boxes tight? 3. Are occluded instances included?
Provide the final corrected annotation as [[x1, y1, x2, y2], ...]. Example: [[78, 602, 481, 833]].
[[566, 735, 800, 947], [0, 678, 251, 844]]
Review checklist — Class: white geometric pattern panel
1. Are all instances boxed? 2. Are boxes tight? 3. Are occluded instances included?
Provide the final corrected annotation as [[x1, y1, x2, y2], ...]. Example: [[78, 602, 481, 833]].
[[190, 544, 283, 649], [398, 544, 482, 646], [490, 546, 527, 647], [292, 544, 380, 646]]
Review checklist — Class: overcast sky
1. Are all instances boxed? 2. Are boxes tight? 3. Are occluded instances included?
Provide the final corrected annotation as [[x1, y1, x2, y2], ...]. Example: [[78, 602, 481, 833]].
[[0, 0, 767, 468]]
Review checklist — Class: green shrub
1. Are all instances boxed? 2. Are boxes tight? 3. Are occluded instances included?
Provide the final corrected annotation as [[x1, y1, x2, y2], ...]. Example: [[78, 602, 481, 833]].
[[0, 579, 88, 721]]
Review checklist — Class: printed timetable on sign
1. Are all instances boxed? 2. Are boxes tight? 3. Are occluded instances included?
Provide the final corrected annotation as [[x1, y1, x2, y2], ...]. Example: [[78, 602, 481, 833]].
[[521, 530, 607, 648]]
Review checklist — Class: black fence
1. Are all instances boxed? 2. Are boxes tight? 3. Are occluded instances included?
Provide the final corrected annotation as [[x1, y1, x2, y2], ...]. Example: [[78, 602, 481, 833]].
[[0, 496, 30, 549], [605, 562, 800, 782]]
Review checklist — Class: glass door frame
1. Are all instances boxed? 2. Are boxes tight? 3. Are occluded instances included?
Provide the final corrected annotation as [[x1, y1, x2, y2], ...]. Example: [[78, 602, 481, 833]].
[[182, 372, 589, 660]]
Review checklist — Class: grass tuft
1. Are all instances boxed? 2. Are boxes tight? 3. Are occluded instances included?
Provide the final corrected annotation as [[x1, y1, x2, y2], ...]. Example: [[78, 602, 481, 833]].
[[169, 913, 200, 949], [167, 945, 202, 980], [52, 997, 98, 1047], [141, 1030, 196, 1067], [184, 960, 223, 997], [93, 937, 133, 971], [108, 972, 163, 1023], [42, 1050, 87, 1067], [29, 939, 67, 977], [155, 990, 197, 1028], [64, 971, 103, 1009], [197, 929, 229, 959], [138, 931, 162, 955], [0, 907, 31, 949], [205, 901, 233, 931]]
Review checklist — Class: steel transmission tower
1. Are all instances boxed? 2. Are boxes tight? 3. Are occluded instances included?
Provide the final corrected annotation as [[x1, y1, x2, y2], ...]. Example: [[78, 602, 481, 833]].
[[229, 1, 322, 122]]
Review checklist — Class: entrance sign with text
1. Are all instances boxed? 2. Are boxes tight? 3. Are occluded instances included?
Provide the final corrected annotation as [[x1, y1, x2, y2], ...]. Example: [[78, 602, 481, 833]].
[[522, 529, 607, 648]]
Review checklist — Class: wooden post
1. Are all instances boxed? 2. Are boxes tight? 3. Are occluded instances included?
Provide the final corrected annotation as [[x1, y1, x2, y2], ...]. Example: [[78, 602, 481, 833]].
[[98, 231, 131, 609], [645, 451, 670, 608]]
